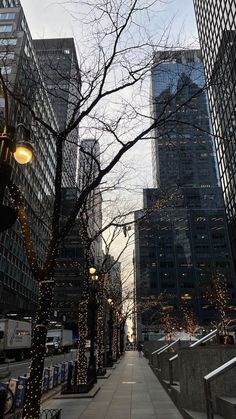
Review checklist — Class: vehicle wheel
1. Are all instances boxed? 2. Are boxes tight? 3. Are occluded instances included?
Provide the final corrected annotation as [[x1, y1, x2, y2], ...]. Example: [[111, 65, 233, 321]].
[[4, 388, 14, 415]]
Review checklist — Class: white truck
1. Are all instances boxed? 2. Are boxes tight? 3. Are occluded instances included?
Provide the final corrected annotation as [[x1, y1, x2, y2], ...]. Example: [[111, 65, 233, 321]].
[[0, 319, 31, 363], [46, 329, 73, 355]]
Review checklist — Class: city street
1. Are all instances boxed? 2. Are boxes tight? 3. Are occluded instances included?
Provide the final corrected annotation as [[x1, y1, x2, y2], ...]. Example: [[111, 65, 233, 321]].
[[0, 351, 77, 379], [43, 351, 183, 419]]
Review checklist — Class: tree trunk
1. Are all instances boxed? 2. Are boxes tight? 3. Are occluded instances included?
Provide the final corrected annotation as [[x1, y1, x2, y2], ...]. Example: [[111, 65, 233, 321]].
[[112, 315, 118, 362], [96, 290, 105, 374], [23, 279, 53, 419], [77, 296, 88, 385]]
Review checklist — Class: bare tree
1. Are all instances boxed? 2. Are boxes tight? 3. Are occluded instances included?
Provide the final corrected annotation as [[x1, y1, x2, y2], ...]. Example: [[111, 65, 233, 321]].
[[205, 272, 231, 337]]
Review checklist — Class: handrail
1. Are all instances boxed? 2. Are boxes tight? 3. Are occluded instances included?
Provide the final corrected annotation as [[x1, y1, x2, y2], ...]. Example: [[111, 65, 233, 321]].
[[151, 343, 169, 356], [204, 356, 236, 419], [157, 339, 180, 356], [150, 343, 169, 366], [190, 329, 217, 348]]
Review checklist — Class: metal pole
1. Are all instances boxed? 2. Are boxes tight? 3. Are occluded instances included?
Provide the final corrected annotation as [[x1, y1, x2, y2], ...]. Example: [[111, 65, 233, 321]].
[[204, 379, 214, 419]]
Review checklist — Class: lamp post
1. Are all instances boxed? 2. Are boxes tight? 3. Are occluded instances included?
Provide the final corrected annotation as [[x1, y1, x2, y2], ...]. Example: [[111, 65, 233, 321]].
[[87, 267, 99, 386], [0, 124, 33, 232]]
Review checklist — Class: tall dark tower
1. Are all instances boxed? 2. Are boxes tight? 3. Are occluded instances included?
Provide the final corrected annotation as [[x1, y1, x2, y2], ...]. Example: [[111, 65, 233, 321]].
[[34, 38, 80, 187], [193, 0, 236, 270], [134, 50, 236, 341]]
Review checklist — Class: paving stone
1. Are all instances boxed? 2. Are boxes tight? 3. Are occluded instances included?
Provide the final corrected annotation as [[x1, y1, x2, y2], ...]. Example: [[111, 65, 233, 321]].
[[43, 352, 183, 418]]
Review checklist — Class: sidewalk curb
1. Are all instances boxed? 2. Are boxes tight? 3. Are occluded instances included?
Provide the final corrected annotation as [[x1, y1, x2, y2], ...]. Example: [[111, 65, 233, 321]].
[[53, 384, 100, 399], [41, 385, 62, 404], [97, 372, 111, 379]]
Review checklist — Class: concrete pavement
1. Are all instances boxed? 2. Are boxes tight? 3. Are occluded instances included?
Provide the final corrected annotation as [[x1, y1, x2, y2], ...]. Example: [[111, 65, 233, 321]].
[[43, 351, 183, 419]]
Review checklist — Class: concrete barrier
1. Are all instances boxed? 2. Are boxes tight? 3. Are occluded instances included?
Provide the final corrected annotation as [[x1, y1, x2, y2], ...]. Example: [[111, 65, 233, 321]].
[[178, 346, 236, 412]]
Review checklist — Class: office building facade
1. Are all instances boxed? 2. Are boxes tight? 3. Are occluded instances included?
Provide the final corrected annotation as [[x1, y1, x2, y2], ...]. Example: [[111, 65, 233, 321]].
[[0, 0, 58, 315], [193, 0, 236, 269], [135, 50, 236, 340]]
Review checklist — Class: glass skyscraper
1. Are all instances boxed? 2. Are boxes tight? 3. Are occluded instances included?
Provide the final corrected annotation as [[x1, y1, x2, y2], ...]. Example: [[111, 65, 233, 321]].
[[135, 50, 236, 341], [193, 0, 236, 269]]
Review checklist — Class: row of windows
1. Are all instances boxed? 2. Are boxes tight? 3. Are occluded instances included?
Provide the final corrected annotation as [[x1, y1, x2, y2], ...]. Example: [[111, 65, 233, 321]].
[[0, 37, 16, 45]]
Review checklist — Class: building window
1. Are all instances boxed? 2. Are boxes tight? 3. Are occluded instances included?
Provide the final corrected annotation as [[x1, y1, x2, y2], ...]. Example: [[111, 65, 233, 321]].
[[0, 38, 16, 45], [0, 13, 16, 20], [0, 66, 11, 74], [0, 25, 13, 32]]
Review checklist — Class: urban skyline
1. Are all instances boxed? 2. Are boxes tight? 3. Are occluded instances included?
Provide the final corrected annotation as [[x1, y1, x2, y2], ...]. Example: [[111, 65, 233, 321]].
[[0, 1, 236, 418]]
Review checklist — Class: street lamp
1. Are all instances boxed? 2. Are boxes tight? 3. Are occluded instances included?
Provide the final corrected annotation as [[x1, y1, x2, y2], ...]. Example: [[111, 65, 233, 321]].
[[89, 267, 96, 275], [0, 124, 33, 232]]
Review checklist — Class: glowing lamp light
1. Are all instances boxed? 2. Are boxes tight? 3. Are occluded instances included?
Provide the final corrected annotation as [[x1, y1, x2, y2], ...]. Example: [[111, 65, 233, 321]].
[[14, 142, 33, 165], [107, 298, 113, 305], [89, 267, 96, 275], [181, 293, 192, 301]]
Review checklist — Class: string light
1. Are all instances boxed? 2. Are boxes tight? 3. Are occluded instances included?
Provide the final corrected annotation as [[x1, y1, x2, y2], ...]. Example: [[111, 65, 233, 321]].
[[205, 272, 231, 336], [23, 279, 53, 419], [77, 286, 89, 385]]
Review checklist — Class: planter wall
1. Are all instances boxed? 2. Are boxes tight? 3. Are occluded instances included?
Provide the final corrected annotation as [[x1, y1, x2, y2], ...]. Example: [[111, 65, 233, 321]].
[[178, 346, 236, 412]]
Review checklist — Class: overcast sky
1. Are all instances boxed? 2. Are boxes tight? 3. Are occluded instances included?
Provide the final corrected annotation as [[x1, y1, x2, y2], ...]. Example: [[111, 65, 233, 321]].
[[21, 0, 198, 44]]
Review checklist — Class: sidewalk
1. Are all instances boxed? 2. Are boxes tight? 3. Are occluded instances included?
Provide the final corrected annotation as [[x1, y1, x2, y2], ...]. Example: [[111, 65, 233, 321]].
[[43, 351, 183, 419]]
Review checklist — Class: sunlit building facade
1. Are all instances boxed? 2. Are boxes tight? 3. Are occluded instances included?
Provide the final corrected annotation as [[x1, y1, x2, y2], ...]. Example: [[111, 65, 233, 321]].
[[0, 0, 57, 315]]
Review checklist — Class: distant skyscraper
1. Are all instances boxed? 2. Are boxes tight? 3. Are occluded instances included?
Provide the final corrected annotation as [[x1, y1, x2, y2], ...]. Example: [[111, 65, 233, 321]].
[[134, 50, 236, 341], [79, 139, 103, 266], [193, 0, 236, 269], [54, 140, 103, 324], [34, 38, 80, 187]]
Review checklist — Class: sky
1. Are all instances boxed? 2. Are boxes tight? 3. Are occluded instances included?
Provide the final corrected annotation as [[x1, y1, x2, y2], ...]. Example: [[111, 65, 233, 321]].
[[20, 0, 198, 42]]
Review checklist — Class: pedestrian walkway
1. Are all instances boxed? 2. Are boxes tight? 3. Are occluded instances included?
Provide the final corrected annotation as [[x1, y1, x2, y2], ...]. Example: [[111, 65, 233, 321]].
[[43, 352, 183, 419]]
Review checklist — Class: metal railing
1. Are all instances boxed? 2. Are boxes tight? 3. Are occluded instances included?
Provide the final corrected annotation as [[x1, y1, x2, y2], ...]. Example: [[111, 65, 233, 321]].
[[204, 356, 236, 419], [169, 354, 178, 386], [168, 330, 217, 386], [190, 329, 217, 348], [150, 343, 169, 365], [157, 339, 180, 356], [155, 339, 180, 371], [40, 409, 62, 419]]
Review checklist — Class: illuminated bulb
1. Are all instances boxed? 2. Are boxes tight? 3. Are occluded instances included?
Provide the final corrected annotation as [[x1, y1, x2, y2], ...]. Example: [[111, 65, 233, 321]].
[[107, 298, 113, 305], [14, 142, 33, 164], [89, 267, 96, 275]]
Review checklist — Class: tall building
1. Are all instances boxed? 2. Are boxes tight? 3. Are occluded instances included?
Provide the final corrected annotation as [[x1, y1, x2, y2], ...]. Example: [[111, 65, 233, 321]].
[[33, 38, 80, 187], [0, 0, 57, 315], [135, 50, 236, 341], [54, 140, 103, 324], [78, 139, 103, 266], [193, 0, 236, 269]]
